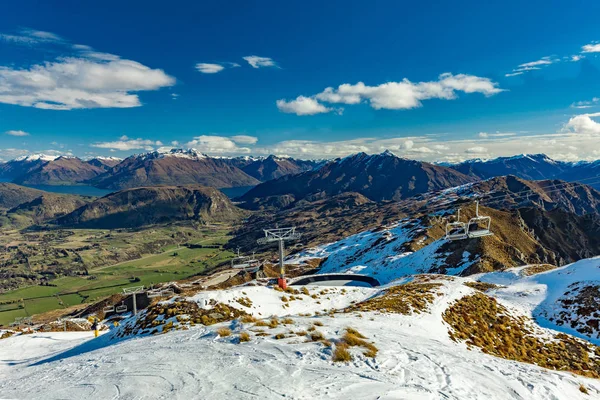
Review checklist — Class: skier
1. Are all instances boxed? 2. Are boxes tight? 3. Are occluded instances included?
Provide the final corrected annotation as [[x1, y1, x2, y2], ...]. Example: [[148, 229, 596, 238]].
[[91, 319, 99, 338]]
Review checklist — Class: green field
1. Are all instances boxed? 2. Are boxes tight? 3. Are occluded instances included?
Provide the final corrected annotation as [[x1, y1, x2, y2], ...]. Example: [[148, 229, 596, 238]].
[[0, 227, 234, 326]]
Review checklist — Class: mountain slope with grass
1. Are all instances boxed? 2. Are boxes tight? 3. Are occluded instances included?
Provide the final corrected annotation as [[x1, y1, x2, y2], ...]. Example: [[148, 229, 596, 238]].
[[238, 151, 475, 209], [55, 185, 247, 228], [13, 156, 106, 185]]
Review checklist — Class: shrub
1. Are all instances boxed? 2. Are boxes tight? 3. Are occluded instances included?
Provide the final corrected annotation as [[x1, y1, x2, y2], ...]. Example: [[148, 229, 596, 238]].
[[274, 333, 286, 340], [309, 331, 324, 341], [313, 321, 323, 327], [281, 318, 294, 325], [579, 384, 588, 394], [216, 327, 231, 337], [301, 287, 310, 296]]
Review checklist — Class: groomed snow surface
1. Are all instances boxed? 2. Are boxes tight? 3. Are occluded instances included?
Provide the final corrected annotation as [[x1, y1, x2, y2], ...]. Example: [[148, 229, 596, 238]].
[[2, 278, 599, 399]]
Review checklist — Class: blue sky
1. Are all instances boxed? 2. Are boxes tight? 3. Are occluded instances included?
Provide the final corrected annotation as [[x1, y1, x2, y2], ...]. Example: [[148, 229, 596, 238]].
[[1, 0, 600, 162]]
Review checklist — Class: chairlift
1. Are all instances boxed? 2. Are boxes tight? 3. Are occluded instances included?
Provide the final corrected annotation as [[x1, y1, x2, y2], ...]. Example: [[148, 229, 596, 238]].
[[147, 290, 161, 298], [445, 208, 469, 241], [103, 305, 115, 313], [161, 289, 175, 297], [467, 201, 493, 238], [115, 303, 128, 313]]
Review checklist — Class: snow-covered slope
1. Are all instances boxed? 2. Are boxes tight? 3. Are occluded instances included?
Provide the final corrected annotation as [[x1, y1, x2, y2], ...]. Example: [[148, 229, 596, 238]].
[[288, 218, 476, 283], [2, 279, 600, 399], [478, 256, 600, 345]]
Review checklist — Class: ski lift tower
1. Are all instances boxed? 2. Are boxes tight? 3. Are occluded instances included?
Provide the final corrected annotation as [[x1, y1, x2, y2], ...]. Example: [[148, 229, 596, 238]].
[[257, 227, 301, 289], [122, 286, 145, 315]]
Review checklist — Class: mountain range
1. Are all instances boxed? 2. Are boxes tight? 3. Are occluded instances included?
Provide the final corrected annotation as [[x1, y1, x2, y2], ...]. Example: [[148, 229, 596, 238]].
[[0, 149, 320, 190]]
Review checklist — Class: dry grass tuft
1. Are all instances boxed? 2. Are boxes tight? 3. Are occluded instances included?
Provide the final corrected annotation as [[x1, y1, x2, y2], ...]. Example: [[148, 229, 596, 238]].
[[274, 333, 286, 340], [239, 332, 250, 342], [579, 384, 589, 394], [332, 343, 352, 362], [281, 318, 294, 325], [309, 331, 325, 341], [240, 315, 257, 324], [216, 327, 231, 337]]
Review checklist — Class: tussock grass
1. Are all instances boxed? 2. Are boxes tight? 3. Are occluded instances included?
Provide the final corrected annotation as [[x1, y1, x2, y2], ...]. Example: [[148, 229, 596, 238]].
[[522, 264, 557, 276], [236, 297, 253, 307], [444, 292, 600, 378], [579, 384, 589, 394], [332, 343, 352, 362], [281, 318, 294, 325], [216, 327, 231, 337], [239, 332, 250, 342], [309, 331, 325, 341], [274, 333, 286, 340], [313, 321, 323, 326], [463, 281, 503, 292], [349, 282, 442, 315], [240, 315, 257, 324]]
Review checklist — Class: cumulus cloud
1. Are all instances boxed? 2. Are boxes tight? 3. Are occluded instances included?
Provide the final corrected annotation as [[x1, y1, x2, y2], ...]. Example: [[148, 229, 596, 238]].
[[582, 43, 600, 53], [185, 135, 256, 154], [277, 73, 503, 116], [276, 96, 333, 115], [91, 136, 163, 151], [0, 29, 175, 110], [231, 135, 259, 145], [564, 112, 600, 135], [5, 130, 30, 136], [195, 63, 225, 74], [243, 56, 277, 68]]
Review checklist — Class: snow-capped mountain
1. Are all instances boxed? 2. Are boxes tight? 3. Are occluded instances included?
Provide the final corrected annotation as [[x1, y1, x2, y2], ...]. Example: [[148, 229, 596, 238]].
[[89, 148, 259, 190]]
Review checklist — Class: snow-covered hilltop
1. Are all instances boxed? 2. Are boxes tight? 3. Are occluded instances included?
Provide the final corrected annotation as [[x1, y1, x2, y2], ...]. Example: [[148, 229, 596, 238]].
[[2, 270, 600, 399]]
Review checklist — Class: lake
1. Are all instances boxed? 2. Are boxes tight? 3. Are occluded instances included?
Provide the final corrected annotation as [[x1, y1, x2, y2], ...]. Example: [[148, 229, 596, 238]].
[[18, 184, 112, 197]]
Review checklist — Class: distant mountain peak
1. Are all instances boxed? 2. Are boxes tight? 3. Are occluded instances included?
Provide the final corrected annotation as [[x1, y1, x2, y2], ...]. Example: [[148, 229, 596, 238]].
[[13, 154, 59, 162]]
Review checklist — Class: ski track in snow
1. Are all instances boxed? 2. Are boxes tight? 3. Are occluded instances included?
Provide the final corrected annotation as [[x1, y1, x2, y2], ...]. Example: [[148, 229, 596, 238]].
[[2, 281, 599, 400]]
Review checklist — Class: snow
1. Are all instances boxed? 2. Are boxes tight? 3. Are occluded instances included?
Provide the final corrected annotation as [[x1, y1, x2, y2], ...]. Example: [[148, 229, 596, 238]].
[[13, 154, 59, 162], [288, 220, 476, 284], [478, 257, 600, 344], [2, 280, 598, 399]]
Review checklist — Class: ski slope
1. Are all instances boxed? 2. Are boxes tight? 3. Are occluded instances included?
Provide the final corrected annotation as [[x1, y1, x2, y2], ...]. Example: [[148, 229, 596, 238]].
[[2, 279, 599, 399]]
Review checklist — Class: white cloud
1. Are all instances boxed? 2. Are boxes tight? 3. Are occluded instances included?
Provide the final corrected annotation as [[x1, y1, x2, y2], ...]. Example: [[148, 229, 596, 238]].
[[433, 144, 450, 150], [518, 57, 555, 68], [505, 72, 524, 77], [185, 135, 253, 154], [5, 130, 30, 136], [571, 97, 599, 109], [582, 43, 600, 53], [278, 73, 503, 115], [0, 29, 175, 110], [231, 135, 259, 145], [276, 96, 333, 116], [243, 56, 277, 69], [564, 112, 600, 135], [0, 28, 64, 45], [571, 55, 584, 62], [465, 146, 488, 154], [478, 132, 516, 138], [195, 63, 225, 74], [91, 137, 163, 151]]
